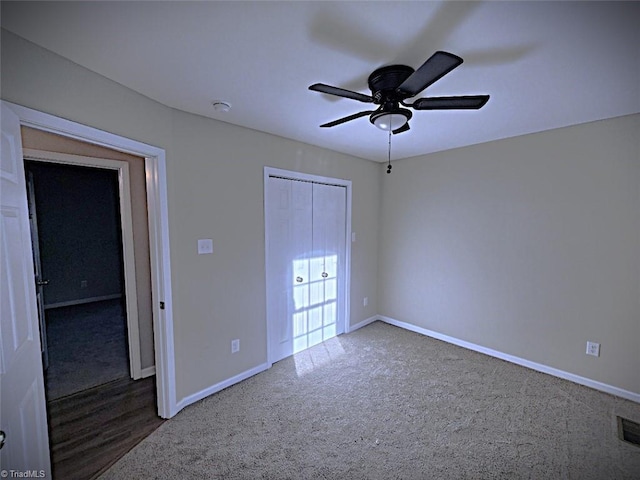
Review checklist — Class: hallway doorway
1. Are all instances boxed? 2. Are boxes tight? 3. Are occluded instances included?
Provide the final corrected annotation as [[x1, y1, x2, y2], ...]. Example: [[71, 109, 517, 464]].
[[25, 160, 131, 399], [1, 100, 175, 475], [22, 133, 161, 478]]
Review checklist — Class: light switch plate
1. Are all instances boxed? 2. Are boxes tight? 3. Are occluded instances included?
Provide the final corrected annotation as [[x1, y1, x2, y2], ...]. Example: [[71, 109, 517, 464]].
[[198, 239, 213, 255]]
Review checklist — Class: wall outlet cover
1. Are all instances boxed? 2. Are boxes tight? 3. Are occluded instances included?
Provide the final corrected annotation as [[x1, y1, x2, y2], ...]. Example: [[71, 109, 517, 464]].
[[198, 239, 213, 255], [586, 341, 600, 357]]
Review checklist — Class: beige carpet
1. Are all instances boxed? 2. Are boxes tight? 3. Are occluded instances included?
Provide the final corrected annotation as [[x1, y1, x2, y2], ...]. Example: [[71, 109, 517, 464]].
[[100, 321, 640, 479]]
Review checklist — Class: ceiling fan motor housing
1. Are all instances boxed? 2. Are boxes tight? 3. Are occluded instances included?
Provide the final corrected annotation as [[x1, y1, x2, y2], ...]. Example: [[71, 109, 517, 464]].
[[368, 65, 415, 103]]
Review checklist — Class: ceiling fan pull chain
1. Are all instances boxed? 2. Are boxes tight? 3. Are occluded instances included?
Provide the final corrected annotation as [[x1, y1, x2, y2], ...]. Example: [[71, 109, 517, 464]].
[[387, 128, 393, 174]]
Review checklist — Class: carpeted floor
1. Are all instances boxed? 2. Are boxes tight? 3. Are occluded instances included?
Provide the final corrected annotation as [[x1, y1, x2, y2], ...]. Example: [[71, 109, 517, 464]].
[[100, 321, 640, 479], [45, 299, 130, 400]]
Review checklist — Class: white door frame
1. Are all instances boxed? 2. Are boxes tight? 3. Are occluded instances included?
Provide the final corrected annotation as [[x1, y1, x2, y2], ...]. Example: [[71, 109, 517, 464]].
[[23, 149, 146, 381], [263, 166, 352, 367], [2, 101, 177, 419]]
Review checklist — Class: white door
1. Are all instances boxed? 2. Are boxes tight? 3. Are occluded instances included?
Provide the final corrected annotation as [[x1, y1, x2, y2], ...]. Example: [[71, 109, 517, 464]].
[[266, 176, 347, 364], [267, 177, 313, 362], [309, 182, 346, 344], [0, 103, 51, 476]]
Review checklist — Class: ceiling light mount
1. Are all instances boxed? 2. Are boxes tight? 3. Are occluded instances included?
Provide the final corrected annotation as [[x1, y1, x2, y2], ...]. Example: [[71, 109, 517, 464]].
[[212, 100, 231, 113]]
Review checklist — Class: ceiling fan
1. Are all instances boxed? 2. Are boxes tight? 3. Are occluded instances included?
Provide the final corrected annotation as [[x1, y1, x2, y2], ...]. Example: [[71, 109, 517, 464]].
[[309, 51, 489, 134]]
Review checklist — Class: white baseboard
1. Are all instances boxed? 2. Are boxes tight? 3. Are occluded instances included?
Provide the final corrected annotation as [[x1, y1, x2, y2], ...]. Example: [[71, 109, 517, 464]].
[[44, 294, 122, 309], [348, 315, 378, 332], [378, 315, 640, 404], [176, 363, 270, 412], [140, 366, 156, 378]]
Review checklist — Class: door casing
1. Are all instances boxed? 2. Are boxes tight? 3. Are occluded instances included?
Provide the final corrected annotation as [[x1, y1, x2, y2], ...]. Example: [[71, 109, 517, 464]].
[[2, 100, 177, 419]]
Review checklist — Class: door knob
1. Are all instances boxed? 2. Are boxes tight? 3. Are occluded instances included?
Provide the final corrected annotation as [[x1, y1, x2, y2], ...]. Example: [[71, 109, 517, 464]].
[[296, 277, 303, 283], [36, 279, 50, 286], [321, 272, 329, 278], [0, 430, 6, 450]]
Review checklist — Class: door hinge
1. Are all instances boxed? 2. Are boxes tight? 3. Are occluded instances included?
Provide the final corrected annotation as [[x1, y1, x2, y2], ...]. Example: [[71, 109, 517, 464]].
[[159, 301, 165, 310]]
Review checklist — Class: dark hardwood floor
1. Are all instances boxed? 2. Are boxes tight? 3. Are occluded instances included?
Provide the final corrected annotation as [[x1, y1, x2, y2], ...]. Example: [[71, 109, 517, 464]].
[[47, 376, 165, 479]]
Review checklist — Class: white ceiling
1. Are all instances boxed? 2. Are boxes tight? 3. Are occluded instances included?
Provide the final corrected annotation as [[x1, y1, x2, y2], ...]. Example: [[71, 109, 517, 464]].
[[2, 1, 639, 162]]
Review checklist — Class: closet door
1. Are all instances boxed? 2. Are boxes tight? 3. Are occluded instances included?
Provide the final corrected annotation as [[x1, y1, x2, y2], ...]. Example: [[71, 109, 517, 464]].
[[308, 183, 346, 348], [266, 176, 347, 364], [267, 177, 312, 362]]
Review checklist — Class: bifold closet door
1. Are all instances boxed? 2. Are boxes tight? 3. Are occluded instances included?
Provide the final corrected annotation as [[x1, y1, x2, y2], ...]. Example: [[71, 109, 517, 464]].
[[307, 182, 346, 349], [267, 177, 312, 363], [266, 177, 346, 363]]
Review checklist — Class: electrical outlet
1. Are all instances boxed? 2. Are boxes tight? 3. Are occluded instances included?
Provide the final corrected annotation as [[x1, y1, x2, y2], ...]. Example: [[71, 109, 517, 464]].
[[80, 280, 88, 288], [363, 297, 369, 306], [197, 239, 213, 255], [231, 339, 240, 354], [586, 341, 600, 357]]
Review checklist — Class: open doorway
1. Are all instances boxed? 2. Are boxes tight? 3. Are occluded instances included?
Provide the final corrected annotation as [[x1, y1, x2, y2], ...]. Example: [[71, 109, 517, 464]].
[[1, 100, 175, 476], [25, 160, 130, 399], [22, 126, 157, 377], [21, 129, 164, 478]]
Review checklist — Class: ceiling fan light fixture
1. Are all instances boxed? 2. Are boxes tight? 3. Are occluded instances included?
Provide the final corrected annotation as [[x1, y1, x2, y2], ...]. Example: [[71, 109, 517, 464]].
[[371, 111, 409, 131]]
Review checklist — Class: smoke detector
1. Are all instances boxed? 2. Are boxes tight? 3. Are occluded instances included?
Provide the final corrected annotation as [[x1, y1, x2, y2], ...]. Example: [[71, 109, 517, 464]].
[[212, 101, 231, 113]]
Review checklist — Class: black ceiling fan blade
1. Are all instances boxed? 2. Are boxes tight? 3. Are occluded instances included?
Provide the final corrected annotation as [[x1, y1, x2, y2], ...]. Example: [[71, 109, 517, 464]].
[[409, 95, 490, 110], [320, 110, 375, 128], [392, 123, 410, 135], [309, 83, 374, 103], [396, 51, 463, 97]]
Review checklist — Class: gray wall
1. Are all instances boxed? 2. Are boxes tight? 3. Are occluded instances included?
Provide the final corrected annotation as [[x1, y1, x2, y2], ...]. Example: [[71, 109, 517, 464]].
[[26, 161, 123, 307], [378, 114, 640, 394]]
